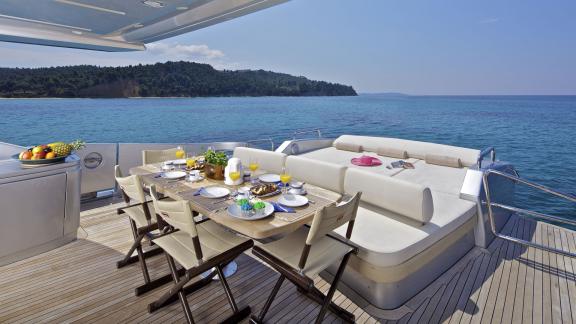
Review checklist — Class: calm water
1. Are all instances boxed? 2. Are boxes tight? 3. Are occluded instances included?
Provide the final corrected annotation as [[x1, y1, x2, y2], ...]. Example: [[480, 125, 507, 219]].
[[0, 95, 574, 219]]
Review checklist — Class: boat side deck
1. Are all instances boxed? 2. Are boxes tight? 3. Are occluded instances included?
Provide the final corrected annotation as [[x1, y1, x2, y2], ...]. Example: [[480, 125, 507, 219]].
[[0, 202, 575, 323]]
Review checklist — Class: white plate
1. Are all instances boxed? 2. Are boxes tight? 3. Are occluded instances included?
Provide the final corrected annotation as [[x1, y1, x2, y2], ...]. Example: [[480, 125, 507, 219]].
[[172, 159, 187, 165], [200, 187, 230, 199], [162, 171, 187, 180], [259, 173, 280, 183], [227, 202, 274, 220], [237, 186, 252, 195], [277, 194, 309, 207]]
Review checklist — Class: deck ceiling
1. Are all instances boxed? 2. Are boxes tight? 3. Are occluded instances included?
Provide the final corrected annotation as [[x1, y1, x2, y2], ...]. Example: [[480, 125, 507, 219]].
[[0, 0, 288, 51]]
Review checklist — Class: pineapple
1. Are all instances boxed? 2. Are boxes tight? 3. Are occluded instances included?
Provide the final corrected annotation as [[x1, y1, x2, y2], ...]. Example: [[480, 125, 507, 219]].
[[48, 140, 85, 157]]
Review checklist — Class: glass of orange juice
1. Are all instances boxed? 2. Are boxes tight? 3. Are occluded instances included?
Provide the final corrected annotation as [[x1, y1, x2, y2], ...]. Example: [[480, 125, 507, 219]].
[[186, 152, 196, 170], [175, 146, 185, 159], [249, 158, 259, 183], [280, 167, 292, 194]]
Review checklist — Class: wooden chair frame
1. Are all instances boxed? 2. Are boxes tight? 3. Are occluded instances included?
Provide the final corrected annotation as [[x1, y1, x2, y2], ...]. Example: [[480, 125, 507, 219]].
[[250, 193, 361, 324], [147, 185, 254, 324]]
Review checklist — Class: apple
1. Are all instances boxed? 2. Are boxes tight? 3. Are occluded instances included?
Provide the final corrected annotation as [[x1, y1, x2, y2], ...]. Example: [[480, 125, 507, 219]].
[[31, 146, 44, 154], [31, 151, 46, 160]]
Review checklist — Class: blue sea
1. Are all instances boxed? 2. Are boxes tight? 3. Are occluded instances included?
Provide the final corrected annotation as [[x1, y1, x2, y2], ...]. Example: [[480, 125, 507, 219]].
[[0, 95, 574, 220]]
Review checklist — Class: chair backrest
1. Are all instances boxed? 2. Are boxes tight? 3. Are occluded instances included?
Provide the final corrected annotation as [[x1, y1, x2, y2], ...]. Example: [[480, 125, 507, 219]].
[[115, 165, 146, 204], [142, 148, 179, 165], [298, 192, 361, 269], [150, 185, 198, 238]]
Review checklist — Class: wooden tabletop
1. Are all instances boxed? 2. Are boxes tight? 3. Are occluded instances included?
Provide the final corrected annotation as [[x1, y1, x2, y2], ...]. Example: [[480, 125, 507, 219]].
[[130, 164, 341, 239]]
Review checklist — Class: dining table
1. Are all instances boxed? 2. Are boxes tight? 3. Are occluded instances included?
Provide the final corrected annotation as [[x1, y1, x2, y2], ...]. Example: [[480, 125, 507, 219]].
[[130, 163, 342, 240]]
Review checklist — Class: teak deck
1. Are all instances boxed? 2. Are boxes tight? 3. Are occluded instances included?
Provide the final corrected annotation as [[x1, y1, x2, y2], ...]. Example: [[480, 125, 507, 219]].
[[1, 201, 575, 323]]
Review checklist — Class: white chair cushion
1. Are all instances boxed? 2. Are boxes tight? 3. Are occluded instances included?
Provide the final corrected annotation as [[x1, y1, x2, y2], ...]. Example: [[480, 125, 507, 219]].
[[286, 155, 347, 193], [153, 220, 250, 270], [333, 191, 476, 267], [393, 162, 468, 196], [257, 227, 353, 277], [233, 147, 287, 174], [344, 168, 434, 224], [377, 147, 408, 159], [333, 135, 479, 167]]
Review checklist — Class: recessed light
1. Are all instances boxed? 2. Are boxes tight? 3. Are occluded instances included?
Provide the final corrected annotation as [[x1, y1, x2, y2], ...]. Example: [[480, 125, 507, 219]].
[[133, 23, 144, 28], [72, 30, 83, 35], [176, 6, 188, 10], [142, 0, 165, 8]]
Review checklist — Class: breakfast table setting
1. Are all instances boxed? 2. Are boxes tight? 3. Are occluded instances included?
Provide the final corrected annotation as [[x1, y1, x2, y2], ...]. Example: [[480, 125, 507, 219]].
[[129, 151, 341, 240]]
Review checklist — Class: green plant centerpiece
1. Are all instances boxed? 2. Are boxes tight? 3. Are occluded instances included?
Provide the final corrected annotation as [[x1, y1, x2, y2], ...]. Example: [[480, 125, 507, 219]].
[[203, 149, 228, 180]]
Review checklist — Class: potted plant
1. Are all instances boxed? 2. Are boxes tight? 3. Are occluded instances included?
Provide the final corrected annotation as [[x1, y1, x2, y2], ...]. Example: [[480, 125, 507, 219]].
[[203, 149, 228, 180]]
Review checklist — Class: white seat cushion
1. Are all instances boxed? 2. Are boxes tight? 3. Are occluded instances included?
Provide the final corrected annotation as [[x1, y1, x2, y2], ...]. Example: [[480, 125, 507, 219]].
[[233, 147, 287, 174], [123, 202, 157, 228], [300, 147, 417, 177], [333, 135, 479, 167], [334, 191, 476, 267], [393, 162, 468, 196], [153, 220, 250, 270], [285, 155, 347, 193], [257, 227, 353, 277], [344, 168, 434, 224]]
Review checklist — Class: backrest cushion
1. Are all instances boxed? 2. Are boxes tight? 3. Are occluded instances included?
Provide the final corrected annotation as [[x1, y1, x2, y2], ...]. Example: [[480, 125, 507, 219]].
[[425, 154, 462, 168], [233, 147, 287, 174], [286, 155, 347, 193], [377, 147, 408, 159], [333, 141, 363, 152], [344, 168, 434, 224], [334, 135, 479, 167], [142, 148, 179, 165]]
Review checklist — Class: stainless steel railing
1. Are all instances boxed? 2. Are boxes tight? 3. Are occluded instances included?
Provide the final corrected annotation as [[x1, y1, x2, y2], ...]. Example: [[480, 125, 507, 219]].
[[477, 147, 496, 169], [482, 169, 576, 258], [247, 138, 275, 151], [292, 128, 322, 140]]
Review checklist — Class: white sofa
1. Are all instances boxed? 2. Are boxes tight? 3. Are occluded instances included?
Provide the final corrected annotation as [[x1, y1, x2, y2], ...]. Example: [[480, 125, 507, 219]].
[[236, 136, 482, 309]]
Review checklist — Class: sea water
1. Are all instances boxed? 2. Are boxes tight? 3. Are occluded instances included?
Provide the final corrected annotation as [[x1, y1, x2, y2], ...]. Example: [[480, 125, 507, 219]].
[[0, 95, 574, 219]]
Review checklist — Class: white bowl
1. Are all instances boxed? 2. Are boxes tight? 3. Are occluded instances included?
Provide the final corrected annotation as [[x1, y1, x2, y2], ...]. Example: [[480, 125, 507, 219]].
[[277, 194, 308, 207]]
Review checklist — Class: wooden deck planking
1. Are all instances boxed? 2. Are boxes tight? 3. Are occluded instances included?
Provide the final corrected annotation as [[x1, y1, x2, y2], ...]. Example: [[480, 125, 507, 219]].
[[1, 205, 575, 324]]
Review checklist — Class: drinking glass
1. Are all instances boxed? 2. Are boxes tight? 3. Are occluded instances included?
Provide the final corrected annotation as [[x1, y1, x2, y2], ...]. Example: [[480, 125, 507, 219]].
[[175, 146, 185, 159], [280, 167, 292, 194], [186, 152, 196, 170], [230, 171, 241, 182], [249, 158, 259, 184]]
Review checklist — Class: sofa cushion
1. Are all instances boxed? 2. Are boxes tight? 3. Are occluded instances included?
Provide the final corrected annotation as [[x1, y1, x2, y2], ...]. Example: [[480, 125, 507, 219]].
[[334, 141, 363, 152], [425, 154, 462, 168], [344, 168, 434, 224], [378, 147, 408, 159], [286, 155, 347, 193], [393, 162, 468, 196], [233, 147, 287, 175], [300, 147, 416, 177], [333, 135, 479, 167], [333, 191, 477, 267]]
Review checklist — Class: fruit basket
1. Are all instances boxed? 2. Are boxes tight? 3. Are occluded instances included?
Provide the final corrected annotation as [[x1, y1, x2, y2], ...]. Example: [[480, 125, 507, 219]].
[[14, 140, 85, 166]]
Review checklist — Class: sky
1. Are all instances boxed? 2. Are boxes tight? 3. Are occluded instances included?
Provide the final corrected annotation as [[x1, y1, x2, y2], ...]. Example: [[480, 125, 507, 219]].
[[1, 0, 576, 95]]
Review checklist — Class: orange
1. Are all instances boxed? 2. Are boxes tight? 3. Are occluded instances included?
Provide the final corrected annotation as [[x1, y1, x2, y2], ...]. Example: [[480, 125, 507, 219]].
[[45, 152, 56, 159]]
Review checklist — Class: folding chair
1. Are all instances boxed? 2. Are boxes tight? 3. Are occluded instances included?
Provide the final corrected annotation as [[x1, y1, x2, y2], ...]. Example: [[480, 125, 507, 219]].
[[148, 184, 254, 323], [250, 192, 362, 324], [115, 166, 174, 295]]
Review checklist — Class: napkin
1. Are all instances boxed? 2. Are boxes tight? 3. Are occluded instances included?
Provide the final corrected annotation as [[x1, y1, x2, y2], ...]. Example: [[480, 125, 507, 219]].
[[272, 202, 295, 213], [193, 187, 205, 196]]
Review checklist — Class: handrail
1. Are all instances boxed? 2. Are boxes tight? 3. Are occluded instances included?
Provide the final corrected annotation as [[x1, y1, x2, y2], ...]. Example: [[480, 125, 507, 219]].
[[292, 128, 322, 140], [246, 138, 275, 151], [477, 147, 496, 168], [482, 169, 576, 258]]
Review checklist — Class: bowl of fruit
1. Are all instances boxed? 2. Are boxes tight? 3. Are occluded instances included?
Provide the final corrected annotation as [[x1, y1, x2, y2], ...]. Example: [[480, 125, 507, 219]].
[[14, 140, 85, 166]]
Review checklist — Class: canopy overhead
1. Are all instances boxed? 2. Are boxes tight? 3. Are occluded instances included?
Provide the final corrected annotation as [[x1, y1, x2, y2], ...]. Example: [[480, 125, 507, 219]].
[[0, 0, 288, 52]]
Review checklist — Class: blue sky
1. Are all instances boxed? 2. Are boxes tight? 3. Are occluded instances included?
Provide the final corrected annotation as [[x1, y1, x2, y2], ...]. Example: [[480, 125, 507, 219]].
[[1, 0, 575, 95]]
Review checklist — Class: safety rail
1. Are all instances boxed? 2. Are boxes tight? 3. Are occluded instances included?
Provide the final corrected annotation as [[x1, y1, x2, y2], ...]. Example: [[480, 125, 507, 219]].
[[477, 147, 496, 169], [292, 128, 322, 140], [246, 138, 275, 151], [483, 169, 576, 258]]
